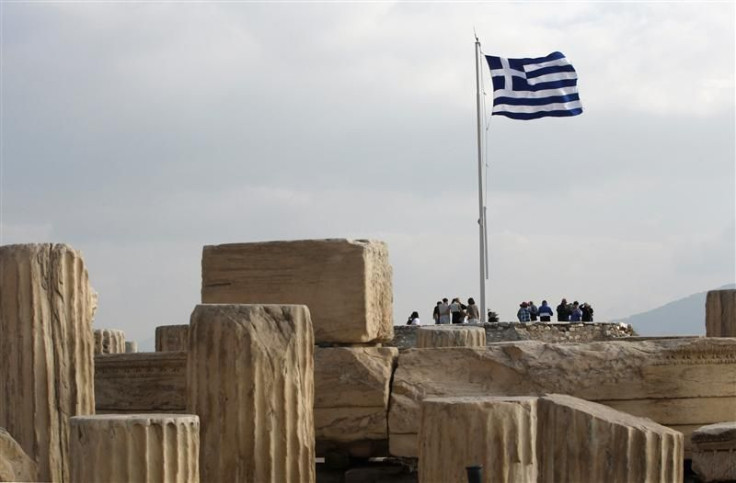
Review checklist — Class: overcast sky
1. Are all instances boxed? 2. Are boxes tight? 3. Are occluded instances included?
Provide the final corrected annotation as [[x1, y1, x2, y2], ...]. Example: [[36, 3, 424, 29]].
[[2, 2, 734, 343]]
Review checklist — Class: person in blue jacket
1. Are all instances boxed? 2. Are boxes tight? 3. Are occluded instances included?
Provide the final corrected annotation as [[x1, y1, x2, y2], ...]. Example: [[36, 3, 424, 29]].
[[570, 301, 583, 322], [538, 300, 554, 322]]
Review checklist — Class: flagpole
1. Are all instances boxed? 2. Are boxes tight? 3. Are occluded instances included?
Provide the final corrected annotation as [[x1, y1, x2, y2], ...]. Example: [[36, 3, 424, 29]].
[[474, 36, 487, 323]]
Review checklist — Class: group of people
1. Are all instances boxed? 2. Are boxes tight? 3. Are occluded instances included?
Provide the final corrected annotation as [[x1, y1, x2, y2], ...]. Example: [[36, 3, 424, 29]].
[[405, 297, 482, 325], [517, 299, 594, 323]]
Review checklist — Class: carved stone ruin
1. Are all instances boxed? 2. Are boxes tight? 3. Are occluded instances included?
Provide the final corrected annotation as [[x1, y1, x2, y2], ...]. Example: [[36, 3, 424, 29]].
[[706, 289, 736, 337], [156, 324, 190, 352], [95, 352, 187, 414], [94, 328, 126, 355], [187, 304, 315, 482], [416, 325, 486, 348], [389, 338, 736, 457], [691, 422, 736, 482], [419, 396, 538, 483], [0, 243, 96, 482], [419, 394, 682, 483], [201, 239, 393, 343], [69, 414, 199, 483], [124, 341, 138, 353], [315, 347, 397, 457], [0, 428, 38, 483]]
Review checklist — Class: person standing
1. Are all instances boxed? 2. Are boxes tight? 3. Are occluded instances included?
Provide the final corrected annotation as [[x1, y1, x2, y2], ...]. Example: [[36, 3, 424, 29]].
[[570, 301, 582, 322], [432, 301, 441, 324], [556, 298, 570, 322], [438, 298, 451, 324], [528, 301, 539, 321], [581, 303, 594, 322], [407, 311, 421, 325], [517, 302, 531, 323], [538, 300, 553, 322], [450, 298, 464, 324], [466, 297, 480, 324]]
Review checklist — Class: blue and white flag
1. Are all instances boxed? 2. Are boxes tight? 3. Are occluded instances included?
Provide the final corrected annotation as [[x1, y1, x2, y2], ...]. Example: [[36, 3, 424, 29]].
[[485, 51, 582, 120]]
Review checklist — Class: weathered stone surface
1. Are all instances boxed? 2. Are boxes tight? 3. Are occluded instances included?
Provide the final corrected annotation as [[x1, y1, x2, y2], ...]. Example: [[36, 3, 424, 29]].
[[389, 338, 736, 457], [69, 414, 199, 483], [314, 347, 397, 452], [416, 326, 486, 348], [389, 322, 636, 350], [691, 422, 736, 482], [418, 395, 682, 483], [0, 428, 38, 483], [419, 396, 538, 483], [536, 394, 682, 482], [0, 244, 96, 482], [156, 324, 189, 352], [94, 329, 126, 354], [201, 239, 393, 343], [95, 352, 187, 413], [706, 289, 736, 337], [124, 341, 138, 353], [187, 304, 315, 482]]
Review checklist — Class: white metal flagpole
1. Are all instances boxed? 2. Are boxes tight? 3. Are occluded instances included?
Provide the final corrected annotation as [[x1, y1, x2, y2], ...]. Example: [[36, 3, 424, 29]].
[[474, 36, 487, 323]]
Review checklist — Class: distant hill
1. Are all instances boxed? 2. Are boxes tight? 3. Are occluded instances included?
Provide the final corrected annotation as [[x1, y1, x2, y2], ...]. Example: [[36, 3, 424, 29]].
[[621, 283, 736, 336]]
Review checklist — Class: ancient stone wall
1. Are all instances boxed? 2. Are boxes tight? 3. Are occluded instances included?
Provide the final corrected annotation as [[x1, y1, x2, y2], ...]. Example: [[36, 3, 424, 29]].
[[0, 244, 96, 482], [391, 322, 635, 350], [95, 352, 187, 414], [155, 325, 189, 352], [706, 289, 736, 337], [187, 304, 315, 483], [201, 239, 393, 344], [315, 347, 397, 457], [69, 414, 199, 483], [389, 337, 736, 457]]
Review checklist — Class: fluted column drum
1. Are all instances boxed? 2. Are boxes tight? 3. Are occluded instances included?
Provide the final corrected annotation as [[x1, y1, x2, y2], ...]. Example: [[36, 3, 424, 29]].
[[94, 329, 126, 354], [416, 325, 486, 348], [187, 304, 315, 483], [0, 244, 96, 482], [69, 414, 199, 483], [706, 289, 736, 337]]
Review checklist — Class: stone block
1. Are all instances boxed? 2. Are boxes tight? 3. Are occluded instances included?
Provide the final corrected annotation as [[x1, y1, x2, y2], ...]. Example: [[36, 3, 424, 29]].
[[419, 396, 538, 483], [201, 239, 393, 343], [315, 347, 397, 448], [417, 395, 682, 483], [0, 428, 37, 483], [389, 338, 736, 457], [187, 304, 315, 482], [156, 324, 190, 352], [416, 326, 486, 348], [0, 244, 96, 482], [706, 289, 736, 337], [69, 414, 199, 483], [691, 422, 736, 482], [95, 352, 187, 413], [94, 328, 126, 354], [536, 394, 682, 482], [124, 341, 138, 353]]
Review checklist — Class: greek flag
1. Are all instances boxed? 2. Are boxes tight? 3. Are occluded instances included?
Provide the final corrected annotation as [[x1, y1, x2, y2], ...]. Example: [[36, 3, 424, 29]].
[[485, 51, 582, 120]]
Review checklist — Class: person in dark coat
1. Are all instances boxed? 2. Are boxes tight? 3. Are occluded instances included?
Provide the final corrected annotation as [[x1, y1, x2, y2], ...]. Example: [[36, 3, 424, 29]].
[[581, 303, 594, 322], [556, 298, 570, 322]]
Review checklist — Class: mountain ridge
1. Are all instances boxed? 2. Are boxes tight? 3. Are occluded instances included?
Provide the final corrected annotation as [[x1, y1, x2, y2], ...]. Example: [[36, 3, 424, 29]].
[[621, 283, 735, 336]]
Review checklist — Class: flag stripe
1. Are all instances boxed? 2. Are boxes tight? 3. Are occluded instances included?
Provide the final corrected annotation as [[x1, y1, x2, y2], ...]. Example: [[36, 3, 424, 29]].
[[485, 51, 582, 120], [493, 108, 583, 120], [494, 93, 580, 107], [493, 100, 583, 114]]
